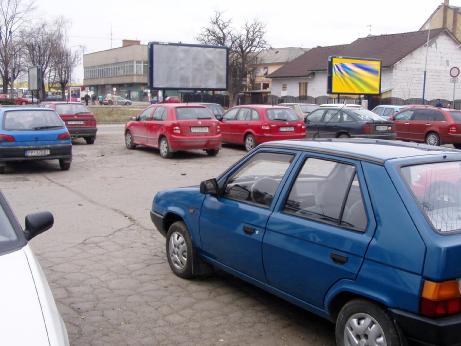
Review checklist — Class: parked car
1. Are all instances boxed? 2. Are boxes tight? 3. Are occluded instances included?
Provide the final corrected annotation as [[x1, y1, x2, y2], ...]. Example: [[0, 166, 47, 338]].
[[151, 139, 461, 346], [306, 106, 395, 139], [372, 105, 406, 120], [0, 191, 69, 345], [279, 103, 318, 119], [103, 96, 132, 106], [219, 105, 306, 151], [124, 103, 221, 158], [393, 105, 461, 147], [41, 102, 97, 144], [319, 103, 363, 109], [0, 108, 72, 173], [187, 103, 225, 119]]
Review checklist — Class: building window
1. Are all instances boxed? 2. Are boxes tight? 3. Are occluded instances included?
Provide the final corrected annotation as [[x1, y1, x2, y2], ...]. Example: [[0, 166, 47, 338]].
[[84, 60, 148, 79], [299, 82, 308, 97], [262, 83, 270, 90], [282, 84, 287, 91]]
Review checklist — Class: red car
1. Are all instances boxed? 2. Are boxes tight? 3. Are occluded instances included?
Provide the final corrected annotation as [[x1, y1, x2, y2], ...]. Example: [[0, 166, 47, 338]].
[[124, 103, 221, 158], [42, 102, 97, 144], [219, 105, 306, 151], [393, 105, 461, 148]]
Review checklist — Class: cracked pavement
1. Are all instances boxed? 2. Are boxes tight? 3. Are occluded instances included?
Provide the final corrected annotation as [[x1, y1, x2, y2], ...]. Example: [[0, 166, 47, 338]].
[[1, 124, 334, 346]]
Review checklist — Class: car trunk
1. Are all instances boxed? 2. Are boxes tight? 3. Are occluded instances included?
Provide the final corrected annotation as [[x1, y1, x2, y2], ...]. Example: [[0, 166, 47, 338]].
[[176, 119, 219, 136], [7, 129, 65, 143], [267, 120, 305, 135], [363, 120, 394, 135], [60, 113, 96, 128]]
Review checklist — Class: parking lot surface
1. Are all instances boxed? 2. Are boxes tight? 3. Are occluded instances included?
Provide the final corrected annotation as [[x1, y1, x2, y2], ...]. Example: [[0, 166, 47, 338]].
[[1, 124, 334, 346]]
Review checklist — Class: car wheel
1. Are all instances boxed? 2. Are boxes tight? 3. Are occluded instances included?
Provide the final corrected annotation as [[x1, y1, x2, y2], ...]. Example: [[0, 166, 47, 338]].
[[59, 159, 71, 171], [336, 299, 402, 346], [206, 148, 219, 156], [244, 133, 256, 151], [338, 133, 350, 138], [0, 166, 5, 174], [125, 131, 136, 149], [425, 132, 440, 146], [166, 221, 196, 279], [21, 101, 26, 105], [159, 137, 172, 158], [85, 136, 95, 145], [454, 143, 461, 149]]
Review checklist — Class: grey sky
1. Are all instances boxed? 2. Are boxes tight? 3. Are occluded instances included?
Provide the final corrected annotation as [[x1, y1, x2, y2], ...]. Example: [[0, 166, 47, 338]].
[[35, 0, 454, 82]]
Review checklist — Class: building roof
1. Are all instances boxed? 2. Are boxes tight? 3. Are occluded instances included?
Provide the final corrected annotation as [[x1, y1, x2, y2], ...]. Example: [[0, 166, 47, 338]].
[[269, 29, 447, 78], [254, 47, 309, 65], [261, 138, 460, 164]]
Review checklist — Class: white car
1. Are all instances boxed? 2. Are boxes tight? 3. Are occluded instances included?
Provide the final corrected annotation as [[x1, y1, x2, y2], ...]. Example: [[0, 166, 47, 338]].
[[0, 192, 69, 346], [319, 103, 363, 109]]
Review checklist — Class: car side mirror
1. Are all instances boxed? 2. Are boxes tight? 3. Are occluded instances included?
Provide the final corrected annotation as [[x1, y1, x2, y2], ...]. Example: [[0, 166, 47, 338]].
[[24, 211, 54, 241], [305, 117, 310, 124], [200, 178, 219, 196], [215, 115, 223, 121]]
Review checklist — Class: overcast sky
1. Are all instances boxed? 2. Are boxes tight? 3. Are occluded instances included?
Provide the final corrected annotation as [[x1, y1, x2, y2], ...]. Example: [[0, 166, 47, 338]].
[[35, 0, 458, 82]]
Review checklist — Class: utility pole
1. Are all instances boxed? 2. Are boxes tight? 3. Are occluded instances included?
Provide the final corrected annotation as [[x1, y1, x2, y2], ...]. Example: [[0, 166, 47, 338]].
[[110, 25, 113, 49], [422, 25, 431, 104]]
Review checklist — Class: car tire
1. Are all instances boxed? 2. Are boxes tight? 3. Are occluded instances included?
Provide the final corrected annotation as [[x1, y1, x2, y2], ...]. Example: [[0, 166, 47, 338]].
[[244, 133, 256, 151], [0, 166, 5, 174], [85, 136, 95, 145], [336, 299, 402, 346], [166, 221, 197, 279], [454, 143, 461, 149], [425, 132, 440, 146], [338, 133, 350, 138], [59, 159, 71, 171], [159, 137, 172, 158], [206, 148, 219, 156], [125, 131, 136, 149]]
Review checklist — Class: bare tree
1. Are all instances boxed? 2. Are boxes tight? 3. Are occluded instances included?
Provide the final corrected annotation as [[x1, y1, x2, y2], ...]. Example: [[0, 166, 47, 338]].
[[0, 0, 34, 94], [53, 45, 79, 98], [197, 11, 268, 106]]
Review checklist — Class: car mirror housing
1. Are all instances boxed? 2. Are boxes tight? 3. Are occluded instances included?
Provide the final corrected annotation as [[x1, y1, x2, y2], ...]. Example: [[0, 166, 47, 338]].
[[215, 115, 223, 121], [24, 211, 54, 241], [200, 178, 220, 196]]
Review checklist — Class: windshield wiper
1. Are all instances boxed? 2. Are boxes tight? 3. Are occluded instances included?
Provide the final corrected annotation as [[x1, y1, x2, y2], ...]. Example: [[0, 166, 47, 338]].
[[33, 125, 62, 130], [74, 112, 89, 115]]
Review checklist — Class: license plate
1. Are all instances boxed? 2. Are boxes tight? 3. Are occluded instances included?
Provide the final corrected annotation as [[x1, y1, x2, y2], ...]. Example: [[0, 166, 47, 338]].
[[376, 125, 389, 131], [25, 149, 50, 157], [280, 127, 295, 132], [191, 127, 209, 133], [67, 121, 84, 125]]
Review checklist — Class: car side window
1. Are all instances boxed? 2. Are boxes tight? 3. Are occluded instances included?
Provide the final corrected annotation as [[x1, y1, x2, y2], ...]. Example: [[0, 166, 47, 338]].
[[153, 107, 166, 121], [412, 110, 432, 121], [431, 111, 446, 121], [324, 110, 340, 123], [139, 108, 153, 121], [251, 109, 260, 121], [223, 108, 239, 121], [224, 152, 294, 208], [394, 110, 414, 121], [373, 107, 384, 116], [307, 110, 324, 122], [383, 108, 394, 118], [284, 158, 366, 231], [237, 108, 251, 121], [341, 111, 354, 122]]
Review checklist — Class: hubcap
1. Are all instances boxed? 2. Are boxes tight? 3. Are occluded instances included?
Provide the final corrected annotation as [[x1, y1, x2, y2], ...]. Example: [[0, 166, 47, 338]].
[[125, 133, 132, 147], [344, 313, 387, 346], [160, 139, 168, 156], [245, 136, 255, 150], [168, 231, 187, 271], [427, 134, 438, 146]]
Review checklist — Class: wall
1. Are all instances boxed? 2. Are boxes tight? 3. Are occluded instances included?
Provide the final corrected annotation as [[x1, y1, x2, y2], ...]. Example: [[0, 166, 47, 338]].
[[421, 5, 461, 42], [271, 71, 328, 97]]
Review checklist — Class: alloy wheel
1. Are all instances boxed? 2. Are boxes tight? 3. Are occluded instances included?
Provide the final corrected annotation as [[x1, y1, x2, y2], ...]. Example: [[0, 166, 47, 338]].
[[245, 135, 255, 151], [168, 231, 188, 271]]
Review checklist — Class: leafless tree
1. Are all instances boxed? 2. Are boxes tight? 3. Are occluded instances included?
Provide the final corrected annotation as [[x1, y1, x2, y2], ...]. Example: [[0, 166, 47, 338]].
[[197, 11, 268, 106], [0, 0, 34, 94], [52, 45, 80, 98]]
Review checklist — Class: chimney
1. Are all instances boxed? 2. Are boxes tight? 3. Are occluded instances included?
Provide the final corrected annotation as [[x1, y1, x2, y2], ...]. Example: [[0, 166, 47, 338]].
[[122, 39, 141, 47], [444, 0, 449, 5]]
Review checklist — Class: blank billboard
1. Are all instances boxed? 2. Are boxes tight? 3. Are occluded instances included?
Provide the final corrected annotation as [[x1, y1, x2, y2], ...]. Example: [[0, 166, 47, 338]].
[[327, 56, 381, 95], [149, 42, 228, 90]]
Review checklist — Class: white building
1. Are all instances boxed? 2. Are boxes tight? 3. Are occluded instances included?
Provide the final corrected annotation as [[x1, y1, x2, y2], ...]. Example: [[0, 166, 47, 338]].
[[270, 29, 461, 103]]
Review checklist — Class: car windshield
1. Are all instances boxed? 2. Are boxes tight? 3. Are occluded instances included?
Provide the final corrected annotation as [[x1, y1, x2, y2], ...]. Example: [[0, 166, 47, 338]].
[[176, 107, 213, 120], [402, 161, 461, 233], [266, 108, 298, 122], [300, 105, 318, 113], [449, 111, 461, 122], [55, 104, 89, 115], [351, 109, 387, 121], [3, 110, 64, 131]]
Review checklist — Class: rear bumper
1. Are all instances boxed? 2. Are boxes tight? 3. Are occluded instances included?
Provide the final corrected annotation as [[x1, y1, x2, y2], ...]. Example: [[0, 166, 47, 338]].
[[442, 133, 461, 144], [0, 144, 72, 163], [169, 134, 221, 151], [255, 133, 306, 143], [391, 309, 461, 346], [351, 133, 396, 140], [150, 210, 166, 237], [67, 127, 97, 138]]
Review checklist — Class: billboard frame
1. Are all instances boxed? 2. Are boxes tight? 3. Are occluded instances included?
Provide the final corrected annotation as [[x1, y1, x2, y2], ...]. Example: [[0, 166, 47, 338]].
[[327, 56, 382, 95], [148, 42, 229, 91]]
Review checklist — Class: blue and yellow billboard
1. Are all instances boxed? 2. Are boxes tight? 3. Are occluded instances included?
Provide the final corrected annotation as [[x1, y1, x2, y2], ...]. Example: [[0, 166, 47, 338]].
[[327, 56, 381, 95]]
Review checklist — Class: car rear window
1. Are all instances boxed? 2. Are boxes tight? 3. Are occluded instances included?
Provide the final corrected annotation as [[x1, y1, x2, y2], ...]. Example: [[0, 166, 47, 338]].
[[266, 108, 298, 122], [55, 104, 90, 115], [204, 104, 224, 116], [175, 107, 213, 120], [3, 110, 64, 131], [402, 161, 461, 233], [351, 109, 386, 121], [449, 111, 461, 122]]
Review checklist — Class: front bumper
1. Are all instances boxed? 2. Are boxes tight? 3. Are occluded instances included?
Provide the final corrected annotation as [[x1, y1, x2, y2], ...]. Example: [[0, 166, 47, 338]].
[[391, 309, 461, 346], [0, 144, 72, 163], [67, 127, 97, 138], [150, 210, 166, 237]]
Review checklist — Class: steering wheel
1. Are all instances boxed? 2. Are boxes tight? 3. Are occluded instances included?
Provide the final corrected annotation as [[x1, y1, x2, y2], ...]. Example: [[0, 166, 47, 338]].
[[250, 177, 278, 206]]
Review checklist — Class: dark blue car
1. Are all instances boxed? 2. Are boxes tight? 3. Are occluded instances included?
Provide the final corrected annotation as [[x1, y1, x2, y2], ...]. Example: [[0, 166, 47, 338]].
[[151, 139, 461, 346], [0, 108, 72, 173]]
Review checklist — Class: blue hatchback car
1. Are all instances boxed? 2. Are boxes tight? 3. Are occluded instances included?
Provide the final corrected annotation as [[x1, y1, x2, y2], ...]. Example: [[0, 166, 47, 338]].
[[0, 108, 72, 173], [151, 139, 461, 346]]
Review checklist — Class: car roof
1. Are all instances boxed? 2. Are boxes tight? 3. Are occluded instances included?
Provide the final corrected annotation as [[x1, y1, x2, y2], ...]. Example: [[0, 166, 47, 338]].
[[374, 105, 403, 109], [154, 103, 208, 108], [40, 102, 82, 105], [280, 103, 317, 106], [0, 107, 56, 114], [320, 104, 362, 108], [232, 104, 290, 109], [259, 138, 460, 165]]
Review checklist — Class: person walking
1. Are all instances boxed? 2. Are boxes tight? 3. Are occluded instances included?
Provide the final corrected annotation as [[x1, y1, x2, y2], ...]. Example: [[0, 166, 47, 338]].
[[84, 93, 90, 106], [435, 99, 443, 107]]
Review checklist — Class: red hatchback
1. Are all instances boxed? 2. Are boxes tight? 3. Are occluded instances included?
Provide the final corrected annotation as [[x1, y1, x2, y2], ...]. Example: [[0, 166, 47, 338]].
[[394, 106, 461, 148], [124, 103, 221, 158], [42, 102, 97, 144], [219, 105, 306, 151]]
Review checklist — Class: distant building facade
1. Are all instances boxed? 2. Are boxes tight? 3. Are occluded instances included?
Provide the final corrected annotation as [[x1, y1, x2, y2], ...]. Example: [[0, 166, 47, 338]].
[[421, 0, 461, 42], [83, 40, 148, 101]]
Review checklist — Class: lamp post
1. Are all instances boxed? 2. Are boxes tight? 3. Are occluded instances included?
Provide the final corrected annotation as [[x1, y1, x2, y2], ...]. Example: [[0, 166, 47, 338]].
[[422, 26, 431, 104]]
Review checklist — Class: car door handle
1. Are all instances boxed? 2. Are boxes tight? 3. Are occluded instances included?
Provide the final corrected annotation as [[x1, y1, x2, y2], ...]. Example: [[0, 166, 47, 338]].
[[243, 225, 255, 235], [330, 253, 348, 265]]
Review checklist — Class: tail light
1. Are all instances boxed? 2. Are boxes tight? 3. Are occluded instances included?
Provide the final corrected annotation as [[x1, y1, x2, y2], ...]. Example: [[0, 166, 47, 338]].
[[172, 126, 181, 134], [362, 123, 373, 134], [58, 132, 70, 140], [0, 134, 15, 142], [216, 125, 221, 133], [449, 125, 457, 134], [261, 124, 270, 130], [420, 280, 461, 317]]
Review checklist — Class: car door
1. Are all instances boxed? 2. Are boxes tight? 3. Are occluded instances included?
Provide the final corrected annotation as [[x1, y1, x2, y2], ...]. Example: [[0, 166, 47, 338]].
[[393, 110, 414, 140], [305, 109, 325, 139], [318, 109, 341, 138], [407, 110, 433, 142], [199, 151, 297, 282], [263, 155, 375, 307], [131, 108, 152, 145], [146, 106, 167, 147], [220, 108, 240, 143]]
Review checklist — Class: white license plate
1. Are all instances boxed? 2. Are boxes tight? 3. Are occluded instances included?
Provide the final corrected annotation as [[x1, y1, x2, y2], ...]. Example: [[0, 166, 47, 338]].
[[25, 149, 50, 157], [191, 127, 209, 133], [376, 125, 389, 131], [67, 121, 84, 125], [280, 127, 295, 132]]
